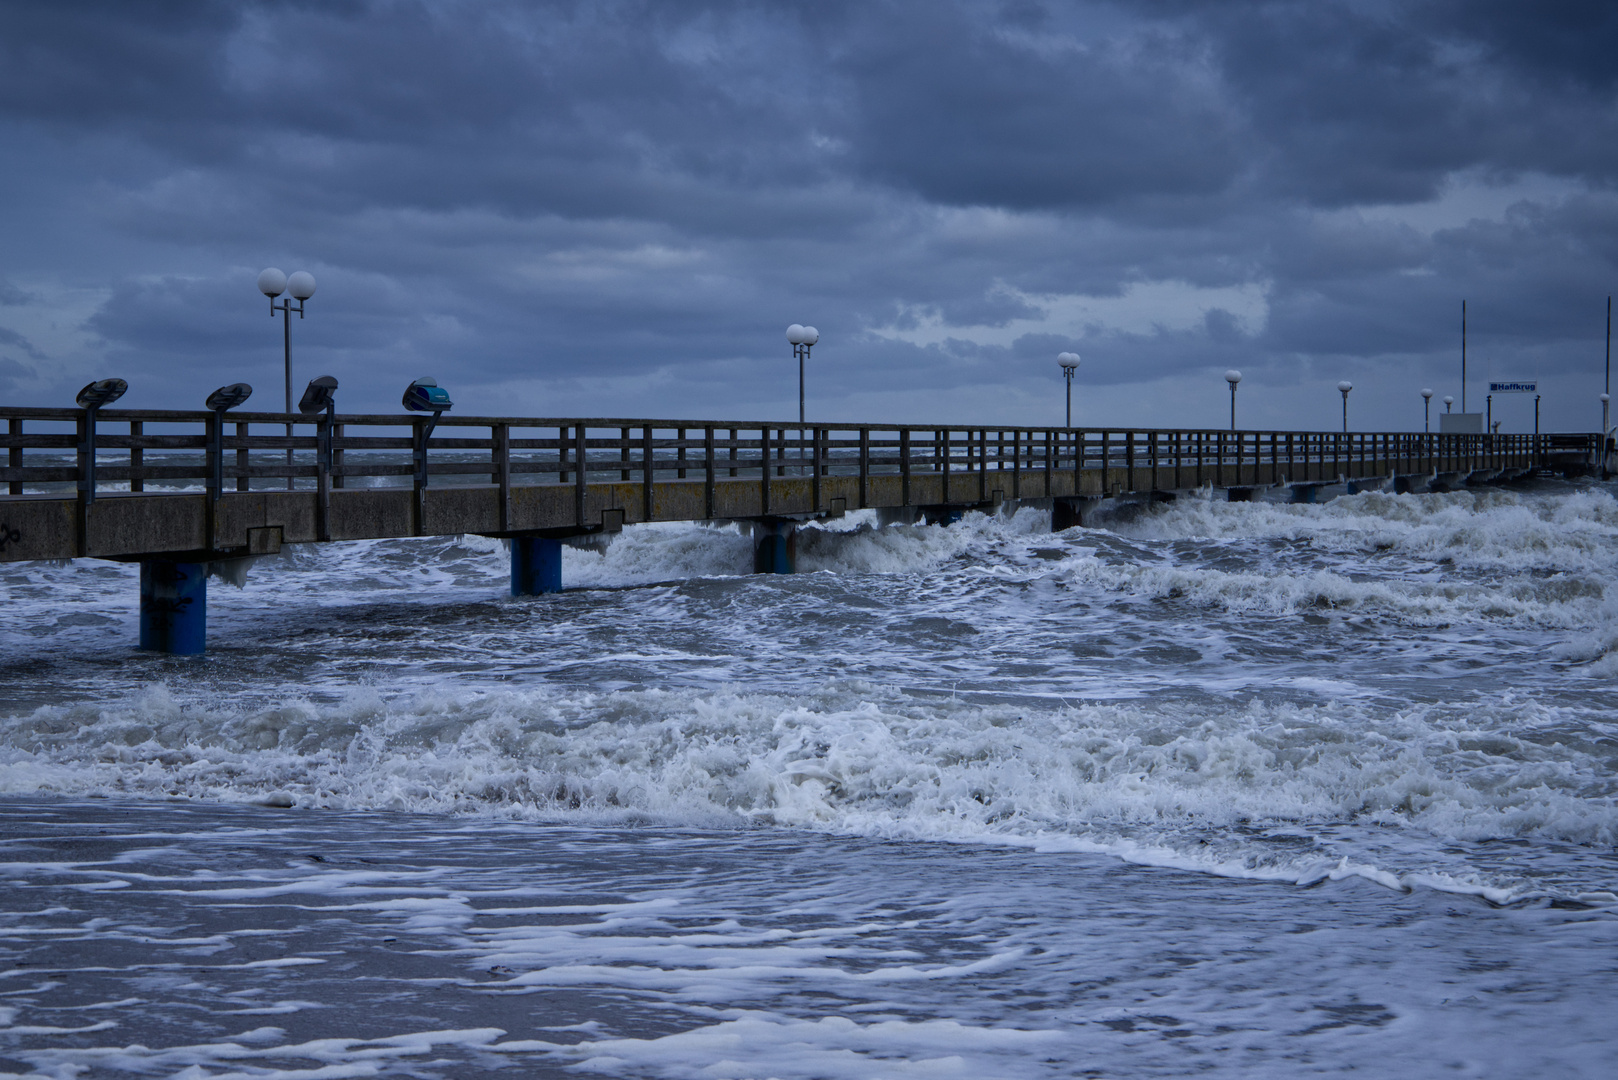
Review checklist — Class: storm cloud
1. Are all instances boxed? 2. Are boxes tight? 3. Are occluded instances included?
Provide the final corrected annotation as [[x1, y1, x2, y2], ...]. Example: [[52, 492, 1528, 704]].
[[2, 0, 1615, 431]]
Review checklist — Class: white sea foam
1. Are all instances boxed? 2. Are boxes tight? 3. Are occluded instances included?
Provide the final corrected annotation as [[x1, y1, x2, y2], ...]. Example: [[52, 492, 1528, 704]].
[[1, 677, 1612, 902], [502, 1013, 1066, 1079], [1112, 486, 1618, 574]]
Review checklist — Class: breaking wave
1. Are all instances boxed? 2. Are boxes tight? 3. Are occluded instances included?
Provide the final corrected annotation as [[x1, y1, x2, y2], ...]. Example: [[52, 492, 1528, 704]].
[[2, 677, 1614, 903]]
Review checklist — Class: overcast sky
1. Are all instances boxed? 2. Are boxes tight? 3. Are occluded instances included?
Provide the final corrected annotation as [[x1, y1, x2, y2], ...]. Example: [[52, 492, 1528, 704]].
[[3, 0, 1616, 432]]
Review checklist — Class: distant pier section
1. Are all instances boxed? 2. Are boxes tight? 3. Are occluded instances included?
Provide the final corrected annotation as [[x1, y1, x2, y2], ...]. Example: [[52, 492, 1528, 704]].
[[1, 404, 1607, 651]]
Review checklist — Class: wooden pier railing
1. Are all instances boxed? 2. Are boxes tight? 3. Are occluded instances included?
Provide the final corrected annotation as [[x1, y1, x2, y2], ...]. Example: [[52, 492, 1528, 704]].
[[0, 406, 1597, 563]]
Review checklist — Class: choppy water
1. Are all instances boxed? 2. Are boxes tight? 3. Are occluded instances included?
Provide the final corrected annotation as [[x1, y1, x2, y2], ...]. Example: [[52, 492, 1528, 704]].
[[2, 481, 1616, 1077]]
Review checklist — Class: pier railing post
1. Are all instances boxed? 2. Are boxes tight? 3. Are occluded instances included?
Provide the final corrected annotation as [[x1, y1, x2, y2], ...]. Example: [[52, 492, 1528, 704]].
[[900, 428, 912, 506], [574, 425, 588, 528], [205, 411, 223, 551], [1010, 429, 1021, 498], [412, 417, 427, 535], [1044, 429, 1053, 496], [315, 411, 332, 542], [642, 425, 654, 521], [207, 409, 223, 504], [859, 427, 869, 508], [978, 428, 988, 501], [7, 417, 20, 495], [76, 409, 93, 506], [75, 409, 94, 555], [494, 423, 511, 531], [328, 421, 340, 491], [229, 420, 245, 493], [812, 426, 823, 510], [760, 426, 771, 514], [130, 419, 144, 494], [705, 426, 716, 519]]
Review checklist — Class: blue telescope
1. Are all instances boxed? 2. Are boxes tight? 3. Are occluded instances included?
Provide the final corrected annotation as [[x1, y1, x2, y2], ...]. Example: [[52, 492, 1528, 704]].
[[403, 378, 451, 490], [403, 378, 452, 413]]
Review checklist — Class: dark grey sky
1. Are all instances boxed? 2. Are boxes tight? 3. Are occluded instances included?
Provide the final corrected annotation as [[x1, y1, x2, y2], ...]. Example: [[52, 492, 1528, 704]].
[[3, 0, 1616, 432]]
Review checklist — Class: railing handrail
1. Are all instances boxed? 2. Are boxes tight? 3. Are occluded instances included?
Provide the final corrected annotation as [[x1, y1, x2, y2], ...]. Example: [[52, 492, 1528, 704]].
[[0, 405, 1602, 440]]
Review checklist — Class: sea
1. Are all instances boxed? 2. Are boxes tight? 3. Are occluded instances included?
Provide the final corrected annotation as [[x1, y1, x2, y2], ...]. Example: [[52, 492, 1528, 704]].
[[1, 480, 1616, 1078]]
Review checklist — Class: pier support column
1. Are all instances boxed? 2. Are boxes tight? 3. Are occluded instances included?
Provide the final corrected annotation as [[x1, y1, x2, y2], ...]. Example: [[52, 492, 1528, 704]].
[[510, 536, 563, 595], [139, 561, 207, 655], [921, 506, 964, 526], [1289, 485, 1318, 504], [1052, 498, 1083, 531], [753, 519, 796, 574]]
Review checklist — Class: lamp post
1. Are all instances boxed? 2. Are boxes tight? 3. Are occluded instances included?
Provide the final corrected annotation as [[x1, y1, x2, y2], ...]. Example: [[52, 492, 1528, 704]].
[[1224, 370, 1241, 430], [1058, 352, 1080, 426], [1443, 395, 1454, 414], [1602, 392, 1611, 434], [258, 268, 317, 489], [1421, 388, 1433, 433], [1337, 380, 1352, 433], [785, 324, 819, 425]]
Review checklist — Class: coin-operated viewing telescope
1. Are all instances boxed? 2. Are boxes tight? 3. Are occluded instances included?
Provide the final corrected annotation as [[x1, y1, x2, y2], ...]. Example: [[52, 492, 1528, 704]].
[[299, 375, 339, 416], [298, 376, 340, 483], [74, 378, 128, 507], [204, 383, 253, 500], [205, 383, 253, 412], [403, 377, 453, 414], [403, 377, 453, 489]]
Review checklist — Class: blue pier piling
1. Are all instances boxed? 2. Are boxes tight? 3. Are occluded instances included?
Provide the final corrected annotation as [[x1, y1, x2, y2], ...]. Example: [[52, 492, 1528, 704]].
[[753, 520, 796, 574], [1290, 485, 1318, 504], [511, 536, 563, 595], [139, 561, 207, 654]]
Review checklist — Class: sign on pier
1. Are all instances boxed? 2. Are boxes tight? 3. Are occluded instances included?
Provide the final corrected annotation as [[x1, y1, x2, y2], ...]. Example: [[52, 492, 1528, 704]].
[[1489, 381, 1537, 393]]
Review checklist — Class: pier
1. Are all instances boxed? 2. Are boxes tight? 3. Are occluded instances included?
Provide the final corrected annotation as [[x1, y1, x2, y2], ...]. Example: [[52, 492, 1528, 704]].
[[1, 405, 1605, 652]]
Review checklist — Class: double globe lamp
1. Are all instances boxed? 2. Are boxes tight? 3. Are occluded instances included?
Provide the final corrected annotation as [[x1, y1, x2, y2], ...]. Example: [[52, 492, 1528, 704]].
[[785, 323, 819, 424], [258, 268, 318, 489]]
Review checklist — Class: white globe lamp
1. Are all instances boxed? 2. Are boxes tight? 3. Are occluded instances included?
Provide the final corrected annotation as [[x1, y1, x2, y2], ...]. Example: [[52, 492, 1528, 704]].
[[257, 268, 287, 298]]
